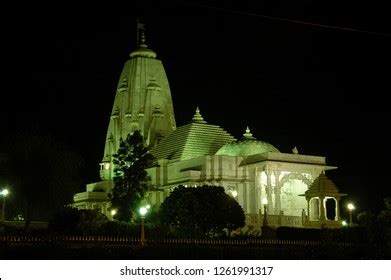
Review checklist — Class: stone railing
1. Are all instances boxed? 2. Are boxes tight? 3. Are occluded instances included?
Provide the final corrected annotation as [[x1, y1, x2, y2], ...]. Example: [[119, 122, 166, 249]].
[[0, 235, 359, 247], [0, 235, 369, 259], [246, 213, 304, 228]]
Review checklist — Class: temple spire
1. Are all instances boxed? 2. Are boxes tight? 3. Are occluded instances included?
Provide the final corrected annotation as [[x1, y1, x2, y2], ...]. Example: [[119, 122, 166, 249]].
[[131, 20, 156, 58], [192, 107, 207, 124], [242, 126, 256, 140], [137, 19, 147, 48], [102, 22, 175, 180], [140, 29, 147, 48]]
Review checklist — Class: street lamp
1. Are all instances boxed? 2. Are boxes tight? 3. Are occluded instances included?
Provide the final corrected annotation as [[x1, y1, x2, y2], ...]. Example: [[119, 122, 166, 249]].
[[139, 206, 148, 246], [1, 189, 9, 223], [110, 209, 117, 219], [347, 203, 355, 225], [341, 220, 347, 226], [262, 198, 268, 226]]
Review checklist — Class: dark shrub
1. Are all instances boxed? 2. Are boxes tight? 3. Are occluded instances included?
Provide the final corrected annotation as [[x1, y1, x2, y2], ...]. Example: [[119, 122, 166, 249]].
[[48, 207, 108, 235], [276, 227, 321, 240]]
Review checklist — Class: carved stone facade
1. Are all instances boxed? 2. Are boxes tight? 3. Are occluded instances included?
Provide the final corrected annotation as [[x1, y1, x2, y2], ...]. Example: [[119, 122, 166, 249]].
[[146, 130, 339, 229]]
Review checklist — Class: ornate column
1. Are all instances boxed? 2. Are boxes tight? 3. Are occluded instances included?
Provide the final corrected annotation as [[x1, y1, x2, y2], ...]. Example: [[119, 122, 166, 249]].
[[319, 196, 326, 222], [265, 169, 273, 214], [254, 166, 261, 213], [273, 170, 281, 215]]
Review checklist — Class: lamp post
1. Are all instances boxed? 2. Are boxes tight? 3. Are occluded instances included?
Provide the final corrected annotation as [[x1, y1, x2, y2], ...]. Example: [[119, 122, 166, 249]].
[[1, 189, 9, 223], [262, 198, 268, 227], [139, 206, 148, 246], [347, 203, 355, 225], [110, 209, 117, 220]]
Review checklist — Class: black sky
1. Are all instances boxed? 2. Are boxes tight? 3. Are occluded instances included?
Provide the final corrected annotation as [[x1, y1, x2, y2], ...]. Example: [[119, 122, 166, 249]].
[[2, 2, 391, 215]]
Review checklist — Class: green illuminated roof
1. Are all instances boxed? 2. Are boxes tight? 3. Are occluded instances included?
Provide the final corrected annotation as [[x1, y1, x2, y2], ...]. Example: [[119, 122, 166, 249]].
[[215, 127, 279, 156], [151, 108, 235, 161]]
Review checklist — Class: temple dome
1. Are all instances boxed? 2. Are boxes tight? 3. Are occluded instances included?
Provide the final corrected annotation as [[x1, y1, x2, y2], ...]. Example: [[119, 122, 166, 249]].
[[215, 127, 279, 156]]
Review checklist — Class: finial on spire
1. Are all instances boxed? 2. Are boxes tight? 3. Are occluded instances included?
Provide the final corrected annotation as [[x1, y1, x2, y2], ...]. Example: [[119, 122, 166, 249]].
[[192, 106, 207, 124], [130, 19, 157, 58], [137, 19, 147, 48], [140, 30, 147, 47], [242, 126, 256, 140]]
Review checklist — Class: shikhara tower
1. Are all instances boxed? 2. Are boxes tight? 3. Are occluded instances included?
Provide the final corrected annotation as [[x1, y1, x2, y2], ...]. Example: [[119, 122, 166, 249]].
[[100, 25, 176, 181]]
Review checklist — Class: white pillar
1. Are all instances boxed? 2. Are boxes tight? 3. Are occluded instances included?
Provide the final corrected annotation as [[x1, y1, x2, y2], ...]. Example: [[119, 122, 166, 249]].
[[319, 196, 325, 221], [335, 197, 340, 221], [266, 170, 273, 214], [273, 170, 281, 215]]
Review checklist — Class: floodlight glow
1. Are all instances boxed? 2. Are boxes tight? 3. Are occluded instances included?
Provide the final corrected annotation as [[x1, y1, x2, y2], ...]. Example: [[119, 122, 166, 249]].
[[110, 209, 117, 216], [139, 207, 147, 217], [262, 198, 268, 205], [1, 189, 8, 196], [347, 203, 355, 210], [231, 190, 238, 198], [342, 220, 347, 226]]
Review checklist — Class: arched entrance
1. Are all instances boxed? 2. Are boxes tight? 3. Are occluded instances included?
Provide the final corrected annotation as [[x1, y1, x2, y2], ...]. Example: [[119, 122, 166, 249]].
[[279, 173, 312, 216], [325, 197, 337, 221]]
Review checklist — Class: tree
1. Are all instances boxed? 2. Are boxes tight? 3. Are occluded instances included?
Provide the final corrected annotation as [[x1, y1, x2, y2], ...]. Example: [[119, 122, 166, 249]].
[[110, 131, 154, 222], [0, 130, 84, 229], [374, 197, 391, 257], [159, 185, 245, 238]]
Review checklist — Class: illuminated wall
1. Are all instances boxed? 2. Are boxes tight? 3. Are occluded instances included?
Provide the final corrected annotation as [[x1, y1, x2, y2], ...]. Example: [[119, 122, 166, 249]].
[[258, 171, 312, 216], [280, 179, 308, 216]]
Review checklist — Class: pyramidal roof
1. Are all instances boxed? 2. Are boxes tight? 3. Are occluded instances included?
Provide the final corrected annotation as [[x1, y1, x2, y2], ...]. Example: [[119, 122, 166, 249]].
[[151, 108, 235, 161], [304, 173, 347, 198]]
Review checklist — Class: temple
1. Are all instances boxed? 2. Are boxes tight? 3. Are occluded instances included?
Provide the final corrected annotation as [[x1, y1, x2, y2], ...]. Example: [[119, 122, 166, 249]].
[[73, 24, 347, 230]]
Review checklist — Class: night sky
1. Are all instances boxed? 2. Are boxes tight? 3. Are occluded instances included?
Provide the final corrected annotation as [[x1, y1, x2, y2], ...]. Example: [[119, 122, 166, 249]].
[[2, 2, 391, 215]]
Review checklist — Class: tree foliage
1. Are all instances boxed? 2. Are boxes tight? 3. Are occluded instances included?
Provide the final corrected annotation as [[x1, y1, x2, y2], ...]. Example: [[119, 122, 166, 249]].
[[374, 197, 391, 256], [159, 185, 245, 237], [356, 197, 391, 258], [110, 131, 153, 222], [0, 130, 84, 226]]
